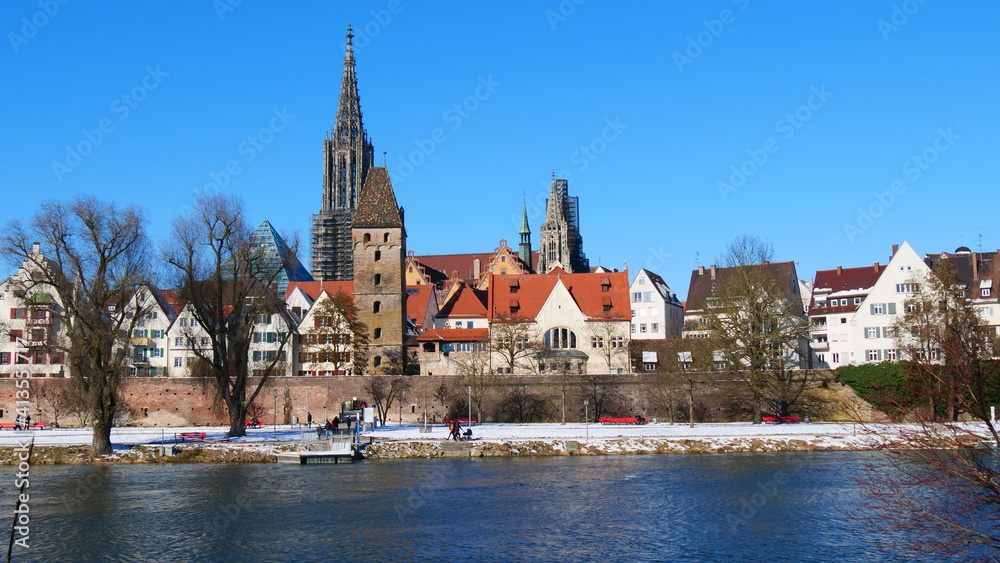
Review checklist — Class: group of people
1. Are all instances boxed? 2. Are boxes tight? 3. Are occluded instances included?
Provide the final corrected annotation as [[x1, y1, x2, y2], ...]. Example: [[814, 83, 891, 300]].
[[316, 415, 352, 438], [13, 414, 31, 430], [448, 420, 473, 441]]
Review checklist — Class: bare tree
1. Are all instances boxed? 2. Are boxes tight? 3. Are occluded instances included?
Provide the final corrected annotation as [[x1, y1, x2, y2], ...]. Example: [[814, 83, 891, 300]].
[[708, 236, 809, 422], [363, 376, 412, 426], [301, 291, 369, 375], [3, 197, 152, 453], [164, 193, 295, 438], [578, 374, 627, 420], [584, 316, 630, 374], [458, 338, 494, 421], [490, 313, 540, 374]]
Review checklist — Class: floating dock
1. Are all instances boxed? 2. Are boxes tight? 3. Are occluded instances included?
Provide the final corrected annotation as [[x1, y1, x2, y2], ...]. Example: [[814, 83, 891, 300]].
[[275, 441, 357, 464]]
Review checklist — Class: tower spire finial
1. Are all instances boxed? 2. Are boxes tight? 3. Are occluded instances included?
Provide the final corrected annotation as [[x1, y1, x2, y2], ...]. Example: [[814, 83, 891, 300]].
[[346, 25, 354, 54]]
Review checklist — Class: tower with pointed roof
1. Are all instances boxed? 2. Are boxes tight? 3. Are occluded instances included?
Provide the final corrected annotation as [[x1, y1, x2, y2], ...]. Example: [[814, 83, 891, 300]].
[[518, 201, 533, 271], [537, 175, 589, 274], [311, 26, 375, 281], [352, 167, 407, 374]]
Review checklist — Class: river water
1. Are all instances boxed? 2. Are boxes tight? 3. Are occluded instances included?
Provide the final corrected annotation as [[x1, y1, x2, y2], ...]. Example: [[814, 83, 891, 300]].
[[3, 451, 912, 561]]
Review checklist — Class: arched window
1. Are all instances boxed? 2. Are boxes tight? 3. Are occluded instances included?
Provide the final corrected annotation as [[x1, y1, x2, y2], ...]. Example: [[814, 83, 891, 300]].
[[383, 233, 390, 243], [374, 250, 381, 262], [544, 327, 577, 349], [373, 301, 381, 314], [374, 328, 382, 340], [374, 274, 382, 286], [363, 233, 371, 243], [373, 356, 382, 367]]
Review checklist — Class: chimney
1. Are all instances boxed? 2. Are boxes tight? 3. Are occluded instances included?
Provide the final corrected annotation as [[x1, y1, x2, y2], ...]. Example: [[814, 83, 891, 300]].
[[710, 265, 716, 280], [973, 253, 980, 280], [837, 266, 842, 275], [473, 259, 481, 279], [32, 241, 40, 254], [874, 262, 880, 272], [698, 265, 705, 276], [891, 244, 899, 258]]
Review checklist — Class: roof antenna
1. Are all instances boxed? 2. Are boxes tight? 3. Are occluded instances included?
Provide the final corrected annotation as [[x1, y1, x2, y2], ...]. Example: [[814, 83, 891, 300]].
[[383, 151, 387, 167]]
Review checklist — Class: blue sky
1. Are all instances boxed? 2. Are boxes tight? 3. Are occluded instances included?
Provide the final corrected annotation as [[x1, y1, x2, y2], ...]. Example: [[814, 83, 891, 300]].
[[2, 1, 998, 299]]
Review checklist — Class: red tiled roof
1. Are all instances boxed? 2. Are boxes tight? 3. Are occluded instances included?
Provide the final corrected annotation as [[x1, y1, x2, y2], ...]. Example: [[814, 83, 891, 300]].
[[416, 328, 489, 342], [686, 262, 798, 314], [809, 264, 884, 315], [406, 284, 435, 329], [488, 269, 630, 321], [438, 285, 488, 318], [285, 281, 354, 302], [412, 250, 537, 283]]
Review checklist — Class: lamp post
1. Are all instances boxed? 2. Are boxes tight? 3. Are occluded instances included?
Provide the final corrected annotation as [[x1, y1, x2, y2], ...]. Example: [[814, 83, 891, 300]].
[[468, 386, 472, 425], [273, 388, 278, 439], [584, 399, 589, 440]]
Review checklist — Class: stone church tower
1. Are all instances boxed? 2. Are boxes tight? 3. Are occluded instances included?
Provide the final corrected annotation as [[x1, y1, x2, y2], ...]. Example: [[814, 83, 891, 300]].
[[537, 175, 589, 273], [351, 167, 407, 374], [311, 26, 374, 281]]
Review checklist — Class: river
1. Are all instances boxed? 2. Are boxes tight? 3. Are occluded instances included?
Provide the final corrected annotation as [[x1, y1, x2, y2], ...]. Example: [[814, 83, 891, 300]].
[[3, 451, 915, 561]]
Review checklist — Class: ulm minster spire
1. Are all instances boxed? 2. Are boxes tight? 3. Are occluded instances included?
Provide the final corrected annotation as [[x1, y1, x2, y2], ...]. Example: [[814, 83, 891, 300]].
[[311, 25, 374, 281]]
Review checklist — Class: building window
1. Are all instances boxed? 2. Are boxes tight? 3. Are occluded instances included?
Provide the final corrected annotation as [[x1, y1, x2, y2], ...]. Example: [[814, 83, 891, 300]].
[[611, 336, 624, 348], [375, 251, 381, 262], [374, 274, 382, 286], [832, 353, 840, 363], [373, 356, 382, 367], [363, 233, 371, 243], [867, 349, 880, 361], [895, 283, 918, 293], [174, 358, 183, 367], [983, 288, 992, 297], [631, 324, 636, 333], [886, 349, 898, 361], [544, 328, 577, 349], [853, 297, 862, 305], [651, 323, 659, 333], [839, 299, 848, 306], [872, 303, 884, 315], [174, 337, 183, 346], [840, 318, 847, 324], [816, 354, 825, 363], [644, 363, 655, 371], [179, 318, 187, 327], [374, 328, 382, 340], [383, 233, 390, 243], [640, 324, 647, 333], [591, 337, 604, 349], [865, 327, 879, 339], [632, 292, 642, 303], [373, 301, 381, 314]]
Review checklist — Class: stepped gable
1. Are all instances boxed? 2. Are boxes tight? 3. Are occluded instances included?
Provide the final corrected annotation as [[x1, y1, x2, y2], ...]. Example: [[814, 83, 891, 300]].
[[351, 167, 402, 229]]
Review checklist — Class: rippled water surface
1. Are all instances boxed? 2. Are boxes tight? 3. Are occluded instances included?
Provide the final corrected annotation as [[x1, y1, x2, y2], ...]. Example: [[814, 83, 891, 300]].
[[4, 451, 906, 561]]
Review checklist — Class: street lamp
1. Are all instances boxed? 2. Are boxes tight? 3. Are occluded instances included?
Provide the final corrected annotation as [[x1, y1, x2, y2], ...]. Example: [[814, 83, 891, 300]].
[[273, 388, 278, 439], [584, 399, 589, 440], [468, 386, 472, 425]]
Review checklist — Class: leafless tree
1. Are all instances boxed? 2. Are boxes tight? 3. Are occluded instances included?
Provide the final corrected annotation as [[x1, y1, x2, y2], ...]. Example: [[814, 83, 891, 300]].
[[3, 196, 152, 453], [490, 313, 541, 374], [584, 316, 630, 374], [578, 374, 627, 420], [457, 338, 495, 421], [709, 235, 809, 422], [163, 193, 295, 437], [363, 376, 412, 426], [301, 291, 369, 375]]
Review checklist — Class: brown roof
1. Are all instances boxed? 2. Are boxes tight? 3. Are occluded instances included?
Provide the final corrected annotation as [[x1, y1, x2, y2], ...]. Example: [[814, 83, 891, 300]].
[[416, 327, 489, 342], [488, 269, 631, 321], [685, 262, 799, 314], [352, 167, 403, 228], [438, 285, 488, 318], [808, 264, 884, 315]]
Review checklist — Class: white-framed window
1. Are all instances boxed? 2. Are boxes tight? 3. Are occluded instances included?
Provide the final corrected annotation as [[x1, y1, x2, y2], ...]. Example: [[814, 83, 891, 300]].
[[545, 328, 577, 349], [816, 354, 825, 363], [632, 292, 642, 302], [591, 337, 604, 349], [867, 349, 880, 361], [638, 278, 645, 285], [865, 327, 879, 339], [872, 303, 884, 315], [886, 349, 897, 361], [832, 353, 840, 363], [651, 323, 659, 333], [853, 297, 862, 305], [174, 358, 183, 367], [840, 299, 848, 306], [983, 289, 992, 297], [174, 337, 183, 346], [180, 318, 187, 327], [610, 336, 624, 348], [644, 363, 655, 371], [907, 304, 918, 313], [895, 283, 918, 293], [640, 324, 647, 333]]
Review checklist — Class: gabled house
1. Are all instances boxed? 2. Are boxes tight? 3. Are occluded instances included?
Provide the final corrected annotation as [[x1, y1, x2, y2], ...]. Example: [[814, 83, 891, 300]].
[[807, 263, 886, 369], [118, 284, 177, 377], [629, 268, 684, 339], [488, 268, 631, 374], [0, 242, 67, 378]]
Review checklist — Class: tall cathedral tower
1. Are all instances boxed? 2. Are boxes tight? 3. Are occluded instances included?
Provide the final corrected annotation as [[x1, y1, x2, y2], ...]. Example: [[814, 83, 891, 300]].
[[311, 26, 374, 281], [537, 175, 589, 274], [351, 167, 407, 375]]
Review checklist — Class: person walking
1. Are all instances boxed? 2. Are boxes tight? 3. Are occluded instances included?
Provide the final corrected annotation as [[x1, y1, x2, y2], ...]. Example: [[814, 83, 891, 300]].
[[307, 412, 313, 427]]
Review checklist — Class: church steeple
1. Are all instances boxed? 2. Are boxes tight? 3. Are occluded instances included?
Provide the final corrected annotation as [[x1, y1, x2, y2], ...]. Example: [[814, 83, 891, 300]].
[[518, 200, 532, 271], [537, 175, 588, 274], [312, 25, 375, 281]]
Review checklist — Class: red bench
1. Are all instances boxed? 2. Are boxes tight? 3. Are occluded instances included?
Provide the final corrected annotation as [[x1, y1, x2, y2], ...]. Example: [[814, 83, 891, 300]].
[[762, 416, 800, 423], [0, 422, 46, 430], [599, 417, 647, 425], [177, 432, 208, 441], [443, 418, 478, 426]]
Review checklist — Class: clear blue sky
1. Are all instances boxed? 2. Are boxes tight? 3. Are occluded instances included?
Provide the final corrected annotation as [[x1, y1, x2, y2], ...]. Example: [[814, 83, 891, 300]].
[[3, 2, 998, 299]]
